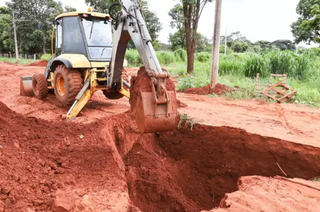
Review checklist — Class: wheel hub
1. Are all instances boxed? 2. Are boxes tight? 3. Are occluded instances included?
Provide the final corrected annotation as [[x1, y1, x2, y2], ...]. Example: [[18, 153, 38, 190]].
[[56, 75, 66, 96]]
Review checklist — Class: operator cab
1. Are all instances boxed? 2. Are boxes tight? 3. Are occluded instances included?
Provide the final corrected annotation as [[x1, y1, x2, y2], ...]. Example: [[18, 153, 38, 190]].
[[53, 12, 112, 61]]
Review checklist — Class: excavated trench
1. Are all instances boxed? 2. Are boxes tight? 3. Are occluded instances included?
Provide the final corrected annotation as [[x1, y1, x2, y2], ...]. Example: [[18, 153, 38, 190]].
[[111, 118, 320, 212], [2, 99, 320, 212]]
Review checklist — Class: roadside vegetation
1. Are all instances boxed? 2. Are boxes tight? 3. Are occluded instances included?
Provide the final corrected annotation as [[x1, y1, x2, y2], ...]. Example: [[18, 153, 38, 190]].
[[0, 57, 35, 65], [125, 48, 320, 108], [2, 46, 320, 108]]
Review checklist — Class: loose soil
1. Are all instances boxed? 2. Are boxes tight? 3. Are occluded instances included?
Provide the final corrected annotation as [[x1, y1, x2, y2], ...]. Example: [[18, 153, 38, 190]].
[[28, 61, 47, 67], [129, 66, 175, 110], [184, 84, 232, 96], [1, 62, 320, 212]]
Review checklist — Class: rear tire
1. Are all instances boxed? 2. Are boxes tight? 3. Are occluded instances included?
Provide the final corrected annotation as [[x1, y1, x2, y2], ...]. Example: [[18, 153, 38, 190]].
[[54, 65, 82, 106], [32, 74, 48, 99], [103, 90, 124, 99]]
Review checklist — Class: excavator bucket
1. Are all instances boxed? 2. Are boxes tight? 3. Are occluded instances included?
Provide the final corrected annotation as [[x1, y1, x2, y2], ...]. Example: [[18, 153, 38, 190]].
[[20, 76, 34, 96], [130, 67, 178, 133], [134, 91, 177, 133]]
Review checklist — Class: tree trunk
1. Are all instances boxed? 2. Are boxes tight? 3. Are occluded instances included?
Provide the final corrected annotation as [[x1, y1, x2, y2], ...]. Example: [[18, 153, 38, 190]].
[[43, 37, 46, 54], [183, 0, 202, 74], [183, 2, 193, 73]]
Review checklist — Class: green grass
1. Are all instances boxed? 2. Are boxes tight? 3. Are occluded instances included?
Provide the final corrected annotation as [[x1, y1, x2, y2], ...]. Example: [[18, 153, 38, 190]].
[[40, 54, 52, 61], [311, 177, 320, 182], [0, 57, 35, 65], [177, 114, 197, 130], [166, 50, 320, 108]]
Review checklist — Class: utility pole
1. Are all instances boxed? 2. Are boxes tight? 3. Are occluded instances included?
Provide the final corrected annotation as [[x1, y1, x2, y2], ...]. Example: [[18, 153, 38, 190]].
[[210, 0, 222, 89], [12, 11, 19, 60]]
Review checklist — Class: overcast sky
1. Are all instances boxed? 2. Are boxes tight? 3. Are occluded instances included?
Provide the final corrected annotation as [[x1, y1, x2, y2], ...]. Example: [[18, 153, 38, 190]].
[[0, 0, 313, 47]]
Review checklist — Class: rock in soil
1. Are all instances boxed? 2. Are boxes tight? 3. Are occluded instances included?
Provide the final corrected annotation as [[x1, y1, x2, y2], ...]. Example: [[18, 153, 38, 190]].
[[52, 190, 77, 212]]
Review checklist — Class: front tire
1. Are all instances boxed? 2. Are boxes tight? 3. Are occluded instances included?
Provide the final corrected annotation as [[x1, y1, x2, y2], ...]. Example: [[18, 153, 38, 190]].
[[32, 74, 48, 99], [54, 65, 82, 106]]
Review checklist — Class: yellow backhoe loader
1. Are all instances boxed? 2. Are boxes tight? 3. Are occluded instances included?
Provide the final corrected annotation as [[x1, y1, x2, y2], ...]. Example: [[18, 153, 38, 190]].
[[20, 0, 177, 133]]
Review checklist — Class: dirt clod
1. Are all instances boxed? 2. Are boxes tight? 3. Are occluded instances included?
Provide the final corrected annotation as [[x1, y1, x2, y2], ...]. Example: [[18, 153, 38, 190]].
[[52, 190, 77, 212]]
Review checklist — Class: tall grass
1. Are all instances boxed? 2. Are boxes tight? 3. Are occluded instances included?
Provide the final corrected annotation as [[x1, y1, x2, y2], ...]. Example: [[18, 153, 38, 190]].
[[244, 54, 269, 78], [166, 49, 320, 107], [125, 49, 142, 66], [156, 51, 176, 65], [125, 49, 186, 66], [269, 50, 295, 75]]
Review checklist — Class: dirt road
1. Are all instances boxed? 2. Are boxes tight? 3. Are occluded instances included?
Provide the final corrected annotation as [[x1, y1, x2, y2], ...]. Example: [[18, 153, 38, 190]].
[[1, 61, 320, 212]]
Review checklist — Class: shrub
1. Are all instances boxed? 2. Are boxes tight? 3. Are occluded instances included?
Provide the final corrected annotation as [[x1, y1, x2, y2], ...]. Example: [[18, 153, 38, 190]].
[[174, 48, 187, 62], [231, 41, 249, 53], [156, 51, 176, 65], [196, 52, 211, 62], [40, 54, 52, 61]]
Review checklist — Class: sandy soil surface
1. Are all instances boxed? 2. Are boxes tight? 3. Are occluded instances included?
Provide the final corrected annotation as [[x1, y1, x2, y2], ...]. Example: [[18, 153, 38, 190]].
[[0, 61, 130, 123], [1, 61, 320, 212], [177, 94, 320, 146], [206, 176, 320, 212]]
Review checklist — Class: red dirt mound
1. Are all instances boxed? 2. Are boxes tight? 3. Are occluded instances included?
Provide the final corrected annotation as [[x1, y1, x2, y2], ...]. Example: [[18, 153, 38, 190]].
[[184, 83, 232, 96], [28, 60, 47, 67], [0, 101, 126, 212]]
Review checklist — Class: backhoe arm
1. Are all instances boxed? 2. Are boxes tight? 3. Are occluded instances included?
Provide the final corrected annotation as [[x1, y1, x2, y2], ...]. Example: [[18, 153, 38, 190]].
[[109, 0, 178, 133], [108, 0, 165, 90]]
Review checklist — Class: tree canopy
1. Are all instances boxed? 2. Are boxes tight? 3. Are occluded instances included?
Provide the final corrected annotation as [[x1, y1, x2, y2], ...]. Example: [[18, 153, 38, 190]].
[[0, 0, 76, 55], [291, 0, 320, 44], [168, 0, 212, 73], [85, 0, 162, 42]]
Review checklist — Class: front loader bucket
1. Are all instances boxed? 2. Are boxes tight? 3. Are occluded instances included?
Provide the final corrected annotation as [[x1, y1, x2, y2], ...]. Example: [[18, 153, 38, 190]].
[[20, 76, 34, 96], [133, 91, 178, 133]]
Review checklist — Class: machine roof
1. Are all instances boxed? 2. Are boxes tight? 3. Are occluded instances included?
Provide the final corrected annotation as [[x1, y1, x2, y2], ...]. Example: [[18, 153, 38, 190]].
[[55, 11, 110, 20]]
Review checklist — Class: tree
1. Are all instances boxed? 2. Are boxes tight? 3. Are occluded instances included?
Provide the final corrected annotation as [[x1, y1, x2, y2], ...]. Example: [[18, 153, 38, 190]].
[[220, 31, 250, 47], [291, 0, 320, 44], [0, 7, 13, 53], [169, 31, 184, 51], [180, 0, 212, 73], [169, 4, 185, 49], [6, 0, 64, 54], [85, 0, 162, 42], [64, 6, 77, 12], [270, 40, 296, 51], [254, 40, 271, 50], [231, 41, 249, 53], [169, 31, 209, 52]]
